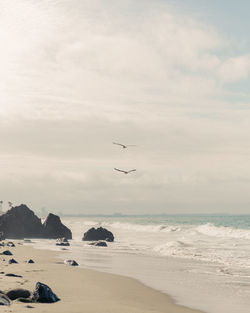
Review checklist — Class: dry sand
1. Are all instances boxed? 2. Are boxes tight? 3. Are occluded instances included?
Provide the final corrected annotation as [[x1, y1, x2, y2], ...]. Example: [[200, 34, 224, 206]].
[[0, 242, 204, 313]]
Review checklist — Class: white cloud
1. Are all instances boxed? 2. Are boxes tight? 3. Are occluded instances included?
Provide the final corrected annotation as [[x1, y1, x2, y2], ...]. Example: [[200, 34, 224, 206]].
[[0, 0, 250, 213], [219, 54, 250, 83]]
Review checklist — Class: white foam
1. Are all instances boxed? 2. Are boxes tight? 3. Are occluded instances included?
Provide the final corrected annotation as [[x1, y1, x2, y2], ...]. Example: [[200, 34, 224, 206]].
[[196, 223, 250, 239]]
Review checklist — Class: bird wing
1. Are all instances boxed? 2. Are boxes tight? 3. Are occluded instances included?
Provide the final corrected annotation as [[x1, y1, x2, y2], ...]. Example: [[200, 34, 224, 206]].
[[127, 169, 136, 173], [113, 142, 125, 147], [114, 168, 126, 173]]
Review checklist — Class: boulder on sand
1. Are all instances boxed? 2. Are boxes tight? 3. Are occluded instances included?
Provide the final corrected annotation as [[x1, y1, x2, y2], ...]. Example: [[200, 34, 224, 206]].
[[32, 282, 60, 303], [6, 289, 31, 301], [82, 227, 114, 242]]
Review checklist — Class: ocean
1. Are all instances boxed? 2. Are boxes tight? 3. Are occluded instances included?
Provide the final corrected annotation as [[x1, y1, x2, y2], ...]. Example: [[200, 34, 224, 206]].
[[31, 215, 250, 313]]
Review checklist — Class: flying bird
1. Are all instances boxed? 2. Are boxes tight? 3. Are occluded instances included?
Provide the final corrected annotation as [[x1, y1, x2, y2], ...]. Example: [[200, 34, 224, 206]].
[[113, 142, 136, 149], [114, 168, 136, 174]]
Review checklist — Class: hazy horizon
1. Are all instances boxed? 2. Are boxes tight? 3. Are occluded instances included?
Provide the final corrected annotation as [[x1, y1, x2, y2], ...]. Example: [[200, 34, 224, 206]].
[[1, 0, 250, 215]]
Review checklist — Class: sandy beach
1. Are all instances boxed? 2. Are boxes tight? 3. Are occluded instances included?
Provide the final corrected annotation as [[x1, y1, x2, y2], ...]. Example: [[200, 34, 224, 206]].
[[0, 243, 204, 313]]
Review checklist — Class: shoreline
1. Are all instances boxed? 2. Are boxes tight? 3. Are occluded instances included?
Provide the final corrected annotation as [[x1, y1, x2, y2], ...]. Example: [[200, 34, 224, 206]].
[[0, 242, 205, 313]]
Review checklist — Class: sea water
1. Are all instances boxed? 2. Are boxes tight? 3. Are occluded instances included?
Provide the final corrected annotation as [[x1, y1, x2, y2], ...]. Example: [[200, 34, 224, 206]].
[[31, 215, 250, 313]]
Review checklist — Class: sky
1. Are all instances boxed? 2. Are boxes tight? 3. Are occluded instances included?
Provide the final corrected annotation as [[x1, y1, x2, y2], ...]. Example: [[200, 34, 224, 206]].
[[1, 0, 250, 215]]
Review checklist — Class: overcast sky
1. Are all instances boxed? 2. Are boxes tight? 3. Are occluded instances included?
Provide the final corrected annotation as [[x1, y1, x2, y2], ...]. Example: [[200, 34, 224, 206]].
[[1, 0, 250, 214]]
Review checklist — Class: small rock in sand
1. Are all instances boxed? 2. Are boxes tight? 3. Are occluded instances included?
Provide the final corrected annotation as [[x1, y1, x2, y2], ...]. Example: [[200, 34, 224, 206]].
[[27, 259, 35, 263], [8, 258, 18, 264], [64, 259, 79, 266], [1, 250, 13, 256], [7, 242, 15, 247], [5, 273, 23, 278]]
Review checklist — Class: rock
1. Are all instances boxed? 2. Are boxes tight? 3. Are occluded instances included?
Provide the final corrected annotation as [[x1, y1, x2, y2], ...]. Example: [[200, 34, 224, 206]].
[[0, 204, 72, 240], [6, 289, 31, 300], [8, 258, 18, 264], [0, 204, 44, 239], [91, 241, 108, 247], [27, 259, 35, 264], [55, 237, 70, 246], [7, 242, 15, 247], [64, 259, 78, 266], [32, 282, 60, 303], [43, 214, 72, 239], [5, 273, 23, 278], [24, 239, 32, 243], [82, 227, 114, 242], [0, 292, 11, 306], [1, 250, 12, 255]]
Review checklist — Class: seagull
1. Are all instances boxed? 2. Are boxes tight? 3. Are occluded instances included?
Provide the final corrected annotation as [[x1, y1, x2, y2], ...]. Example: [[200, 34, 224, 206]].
[[113, 142, 136, 149], [114, 168, 136, 174]]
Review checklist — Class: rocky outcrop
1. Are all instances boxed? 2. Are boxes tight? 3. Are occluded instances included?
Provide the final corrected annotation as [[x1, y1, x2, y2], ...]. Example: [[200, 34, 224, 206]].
[[0, 205, 44, 239], [43, 214, 72, 239], [0, 205, 72, 240], [82, 227, 114, 242], [32, 282, 60, 303]]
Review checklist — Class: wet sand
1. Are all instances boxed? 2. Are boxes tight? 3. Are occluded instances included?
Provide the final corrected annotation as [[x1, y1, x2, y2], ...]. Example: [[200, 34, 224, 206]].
[[0, 243, 204, 313]]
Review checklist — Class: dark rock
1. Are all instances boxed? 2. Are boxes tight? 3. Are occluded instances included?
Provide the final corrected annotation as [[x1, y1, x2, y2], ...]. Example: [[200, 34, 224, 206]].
[[5, 273, 23, 278], [55, 237, 70, 246], [92, 241, 108, 247], [0, 292, 11, 306], [64, 259, 78, 266], [6, 289, 31, 300], [82, 227, 114, 242], [27, 259, 35, 264], [8, 258, 18, 264], [0, 204, 72, 240], [7, 242, 15, 247], [1, 250, 12, 255], [32, 282, 60, 303], [25, 305, 34, 308], [24, 239, 32, 243], [0, 204, 44, 239], [43, 214, 72, 239]]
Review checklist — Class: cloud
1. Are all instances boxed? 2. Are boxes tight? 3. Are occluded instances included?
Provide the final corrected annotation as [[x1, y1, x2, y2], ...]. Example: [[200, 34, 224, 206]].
[[0, 0, 250, 213], [219, 54, 250, 83]]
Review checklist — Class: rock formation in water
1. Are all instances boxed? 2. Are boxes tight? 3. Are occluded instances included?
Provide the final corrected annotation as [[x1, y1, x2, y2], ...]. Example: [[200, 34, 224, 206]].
[[82, 227, 114, 242], [43, 214, 72, 239]]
